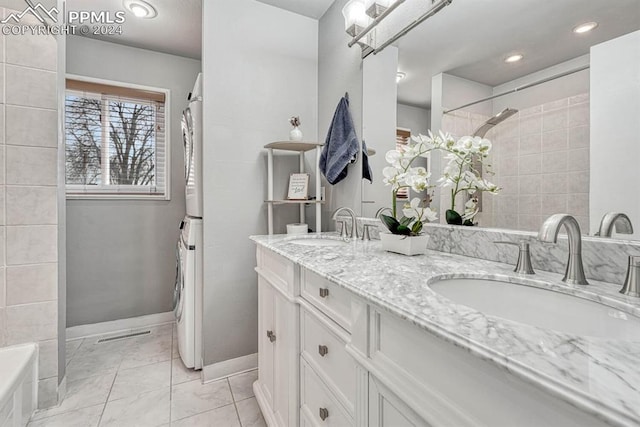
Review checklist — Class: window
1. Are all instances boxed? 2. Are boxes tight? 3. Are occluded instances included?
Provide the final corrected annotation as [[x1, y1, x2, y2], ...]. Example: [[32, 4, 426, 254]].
[[65, 78, 169, 199], [395, 128, 411, 200]]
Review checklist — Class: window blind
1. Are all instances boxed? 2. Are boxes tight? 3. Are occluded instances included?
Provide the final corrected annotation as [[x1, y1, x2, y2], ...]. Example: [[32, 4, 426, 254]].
[[65, 79, 167, 198]]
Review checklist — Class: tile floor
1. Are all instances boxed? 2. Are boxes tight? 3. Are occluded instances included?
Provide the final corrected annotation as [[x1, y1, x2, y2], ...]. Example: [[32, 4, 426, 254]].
[[29, 323, 266, 427]]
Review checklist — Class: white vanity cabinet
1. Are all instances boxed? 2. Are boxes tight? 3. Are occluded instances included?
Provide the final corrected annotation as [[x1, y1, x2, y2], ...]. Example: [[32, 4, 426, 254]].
[[254, 244, 609, 427], [255, 246, 299, 427]]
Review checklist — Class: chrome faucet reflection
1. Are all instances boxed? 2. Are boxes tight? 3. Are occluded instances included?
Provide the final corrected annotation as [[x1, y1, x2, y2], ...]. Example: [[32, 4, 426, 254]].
[[538, 214, 589, 286], [375, 207, 393, 219], [332, 207, 358, 239], [597, 212, 634, 238]]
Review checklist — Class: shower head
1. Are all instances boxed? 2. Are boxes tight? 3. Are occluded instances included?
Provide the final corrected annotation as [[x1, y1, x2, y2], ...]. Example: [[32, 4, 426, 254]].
[[472, 108, 518, 138]]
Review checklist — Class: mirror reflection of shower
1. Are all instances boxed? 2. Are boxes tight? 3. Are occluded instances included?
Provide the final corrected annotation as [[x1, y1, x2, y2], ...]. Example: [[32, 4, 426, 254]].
[[472, 108, 519, 138]]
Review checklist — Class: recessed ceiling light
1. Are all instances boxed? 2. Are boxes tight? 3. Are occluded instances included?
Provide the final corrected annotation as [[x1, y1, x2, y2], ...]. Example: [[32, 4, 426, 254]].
[[504, 54, 523, 63], [123, 0, 157, 19], [573, 22, 598, 34], [396, 71, 406, 83]]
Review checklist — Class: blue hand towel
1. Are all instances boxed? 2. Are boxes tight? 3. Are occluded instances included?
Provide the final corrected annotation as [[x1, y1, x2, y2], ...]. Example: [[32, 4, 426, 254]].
[[362, 140, 373, 183], [320, 97, 359, 185]]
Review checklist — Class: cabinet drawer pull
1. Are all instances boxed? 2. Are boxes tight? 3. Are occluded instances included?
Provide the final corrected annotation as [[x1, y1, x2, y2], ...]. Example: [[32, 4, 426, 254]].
[[319, 288, 330, 298], [319, 407, 329, 421], [318, 345, 328, 357], [266, 330, 276, 342]]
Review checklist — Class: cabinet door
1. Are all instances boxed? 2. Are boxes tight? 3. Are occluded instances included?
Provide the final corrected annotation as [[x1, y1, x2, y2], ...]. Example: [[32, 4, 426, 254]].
[[369, 376, 431, 427], [258, 278, 275, 409], [273, 290, 297, 426]]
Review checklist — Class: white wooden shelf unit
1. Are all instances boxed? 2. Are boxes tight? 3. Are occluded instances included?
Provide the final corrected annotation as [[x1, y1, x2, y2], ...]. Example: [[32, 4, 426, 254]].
[[265, 141, 323, 235]]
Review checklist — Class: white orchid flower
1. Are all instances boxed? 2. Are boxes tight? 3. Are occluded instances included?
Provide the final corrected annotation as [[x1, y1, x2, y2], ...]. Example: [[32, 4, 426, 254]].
[[385, 149, 402, 167], [462, 197, 479, 221], [402, 197, 438, 223]]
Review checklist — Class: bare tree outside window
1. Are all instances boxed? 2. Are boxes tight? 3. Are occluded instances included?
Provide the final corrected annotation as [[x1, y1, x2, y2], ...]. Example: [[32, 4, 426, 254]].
[[109, 101, 156, 186], [65, 95, 102, 185], [65, 89, 164, 195]]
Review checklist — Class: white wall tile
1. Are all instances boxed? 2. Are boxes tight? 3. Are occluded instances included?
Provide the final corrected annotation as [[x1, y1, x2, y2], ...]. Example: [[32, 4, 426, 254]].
[[568, 193, 589, 217], [500, 137, 519, 157], [5, 27, 57, 71], [568, 102, 590, 128], [5, 65, 56, 109], [518, 175, 541, 194], [518, 194, 541, 214], [567, 171, 589, 194], [542, 108, 568, 132], [6, 146, 57, 185], [0, 267, 4, 308], [498, 156, 518, 176], [6, 186, 57, 225], [569, 93, 589, 105], [6, 225, 57, 265], [568, 125, 589, 149], [0, 147, 5, 185], [519, 133, 541, 155], [542, 151, 567, 173], [0, 308, 5, 347], [541, 173, 567, 194], [0, 187, 4, 225], [6, 106, 57, 147], [38, 338, 58, 379], [541, 194, 568, 215], [518, 154, 542, 175], [567, 148, 589, 172], [543, 98, 568, 111], [519, 114, 542, 136], [541, 129, 568, 152], [5, 300, 57, 344], [6, 263, 57, 305]]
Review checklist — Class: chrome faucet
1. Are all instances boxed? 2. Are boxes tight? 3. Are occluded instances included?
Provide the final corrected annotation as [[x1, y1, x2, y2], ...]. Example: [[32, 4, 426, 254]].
[[375, 207, 393, 219], [332, 207, 358, 239], [597, 212, 634, 238], [538, 214, 589, 286]]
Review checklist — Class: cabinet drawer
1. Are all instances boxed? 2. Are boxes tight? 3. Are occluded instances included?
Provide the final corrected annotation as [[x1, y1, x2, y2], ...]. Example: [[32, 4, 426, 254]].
[[301, 308, 356, 413], [301, 359, 353, 427], [257, 246, 295, 296], [301, 268, 352, 332]]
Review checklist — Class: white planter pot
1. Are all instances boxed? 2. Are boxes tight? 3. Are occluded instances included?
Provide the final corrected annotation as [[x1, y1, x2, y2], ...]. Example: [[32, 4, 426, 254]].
[[379, 233, 429, 256]]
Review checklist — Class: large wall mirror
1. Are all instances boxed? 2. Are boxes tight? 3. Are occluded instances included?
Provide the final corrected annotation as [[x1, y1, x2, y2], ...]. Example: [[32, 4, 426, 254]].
[[360, 0, 640, 240]]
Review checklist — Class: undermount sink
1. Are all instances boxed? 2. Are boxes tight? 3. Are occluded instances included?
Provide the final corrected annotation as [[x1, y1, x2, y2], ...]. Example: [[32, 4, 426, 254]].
[[430, 278, 640, 340], [287, 237, 347, 247]]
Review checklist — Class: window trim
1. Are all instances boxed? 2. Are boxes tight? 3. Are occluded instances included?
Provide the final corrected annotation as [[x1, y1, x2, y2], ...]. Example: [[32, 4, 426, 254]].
[[64, 74, 171, 201]]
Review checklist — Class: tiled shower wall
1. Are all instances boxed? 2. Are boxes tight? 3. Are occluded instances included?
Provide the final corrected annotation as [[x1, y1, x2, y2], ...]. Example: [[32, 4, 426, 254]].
[[0, 9, 60, 408], [441, 93, 590, 233]]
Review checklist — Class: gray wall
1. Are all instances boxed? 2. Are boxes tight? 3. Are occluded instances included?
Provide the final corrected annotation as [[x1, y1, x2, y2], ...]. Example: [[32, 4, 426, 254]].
[[0, 2, 61, 408], [318, 0, 365, 224], [397, 103, 430, 135], [65, 36, 200, 326], [202, 0, 318, 366]]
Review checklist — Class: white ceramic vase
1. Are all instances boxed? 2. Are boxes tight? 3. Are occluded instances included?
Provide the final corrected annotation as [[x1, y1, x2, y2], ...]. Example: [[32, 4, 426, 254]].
[[289, 126, 303, 141], [379, 233, 429, 256]]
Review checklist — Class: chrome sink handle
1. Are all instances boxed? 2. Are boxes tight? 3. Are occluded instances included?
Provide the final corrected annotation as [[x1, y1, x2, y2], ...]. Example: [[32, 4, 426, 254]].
[[494, 240, 535, 275], [621, 255, 640, 297]]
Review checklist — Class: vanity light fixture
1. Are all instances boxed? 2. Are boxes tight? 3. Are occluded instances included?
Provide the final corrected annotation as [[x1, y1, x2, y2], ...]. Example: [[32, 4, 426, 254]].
[[123, 0, 157, 19], [504, 54, 523, 63], [396, 71, 406, 83], [364, 0, 397, 19], [573, 21, 598, 34], [342, 0, 369, 37]]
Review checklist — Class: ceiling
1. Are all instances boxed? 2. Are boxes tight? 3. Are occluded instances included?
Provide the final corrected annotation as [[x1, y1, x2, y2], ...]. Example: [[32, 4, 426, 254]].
[[66, 0, 202, 59], [255, 0, 335, 19], [395, 0, 640, 109]]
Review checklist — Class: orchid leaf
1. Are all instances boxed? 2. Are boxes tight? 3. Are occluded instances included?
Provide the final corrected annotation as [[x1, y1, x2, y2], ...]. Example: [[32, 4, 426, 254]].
[[411, 221, 423, 234], [396, 225, 412, 235], [399, 216, 414, 227], [380, 214, 399, 233]]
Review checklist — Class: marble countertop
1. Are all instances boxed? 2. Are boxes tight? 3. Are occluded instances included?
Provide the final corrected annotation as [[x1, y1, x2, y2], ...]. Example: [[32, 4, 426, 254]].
[[251, 233, 640, 427]]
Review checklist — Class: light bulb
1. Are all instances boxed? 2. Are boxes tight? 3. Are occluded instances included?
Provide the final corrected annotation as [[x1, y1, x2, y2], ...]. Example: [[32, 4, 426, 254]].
[[505, 54, 523, 63], [573, 22, 598, 34], [131, 4, 148, 17], [342, 0, 368, 32]]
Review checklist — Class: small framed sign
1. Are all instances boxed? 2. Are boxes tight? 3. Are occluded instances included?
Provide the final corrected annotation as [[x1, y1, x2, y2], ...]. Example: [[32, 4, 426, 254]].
[[287, 173, 310, 200]]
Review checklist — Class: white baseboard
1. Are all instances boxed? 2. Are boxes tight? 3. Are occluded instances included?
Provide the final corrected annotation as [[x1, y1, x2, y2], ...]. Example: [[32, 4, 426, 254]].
[[202, 353, 258, 383], [66, 311, 175, 340]]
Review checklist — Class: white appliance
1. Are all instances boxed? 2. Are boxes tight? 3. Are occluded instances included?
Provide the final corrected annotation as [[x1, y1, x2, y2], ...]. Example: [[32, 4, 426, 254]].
[[182, 73, 203, 218], [174, 217, 203, 369]]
